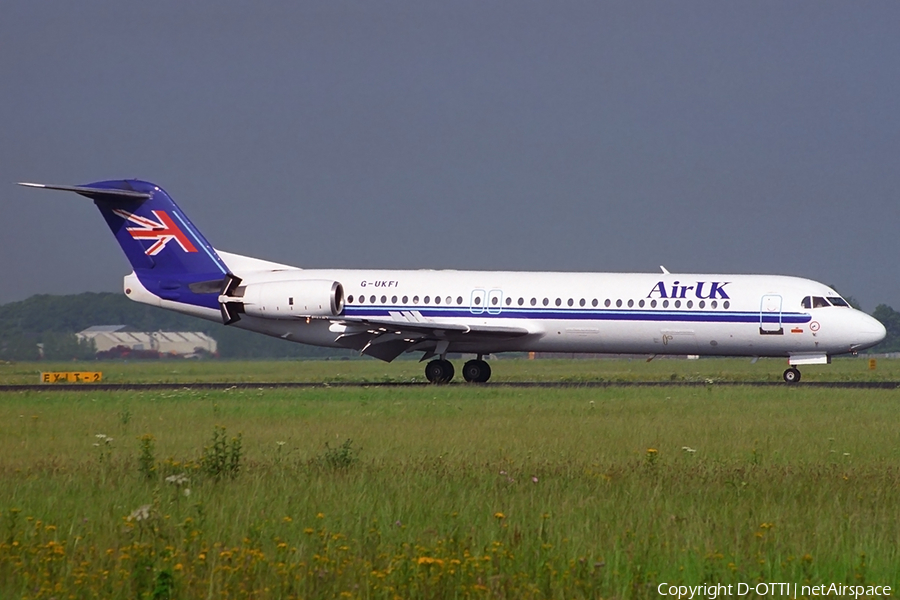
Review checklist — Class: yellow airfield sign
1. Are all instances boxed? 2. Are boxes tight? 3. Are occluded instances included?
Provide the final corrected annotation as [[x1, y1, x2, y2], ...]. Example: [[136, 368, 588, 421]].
[[40, 372, 102, 383]]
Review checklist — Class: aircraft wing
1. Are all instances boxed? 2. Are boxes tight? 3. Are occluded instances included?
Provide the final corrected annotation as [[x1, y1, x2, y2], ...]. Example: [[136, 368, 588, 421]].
[[332, 311, 532, 362]]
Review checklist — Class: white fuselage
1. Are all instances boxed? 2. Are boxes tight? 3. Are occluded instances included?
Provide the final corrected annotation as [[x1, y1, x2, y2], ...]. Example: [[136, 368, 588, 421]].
[[126, 251, 886, 363]]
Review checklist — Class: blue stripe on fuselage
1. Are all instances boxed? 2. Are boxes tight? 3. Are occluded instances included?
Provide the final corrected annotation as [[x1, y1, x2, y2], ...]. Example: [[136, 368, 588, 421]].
[[342, 306, 811, 324]]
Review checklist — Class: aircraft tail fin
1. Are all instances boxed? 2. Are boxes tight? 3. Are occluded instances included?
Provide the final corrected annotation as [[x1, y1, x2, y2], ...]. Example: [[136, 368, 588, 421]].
[[19, 179, 231, 311]]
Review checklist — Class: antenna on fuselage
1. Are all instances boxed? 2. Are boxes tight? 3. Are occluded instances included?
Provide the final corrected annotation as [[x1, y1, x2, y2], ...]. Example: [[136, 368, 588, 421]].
[[660, 265, 670, 275]]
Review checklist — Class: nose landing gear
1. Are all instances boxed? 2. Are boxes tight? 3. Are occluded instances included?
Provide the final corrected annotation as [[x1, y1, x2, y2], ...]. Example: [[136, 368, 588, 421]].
[[783, 367, 801, 383]]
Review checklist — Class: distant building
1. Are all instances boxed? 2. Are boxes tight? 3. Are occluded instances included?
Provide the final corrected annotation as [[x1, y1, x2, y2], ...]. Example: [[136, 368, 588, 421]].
[[77, 325, 217, 358]]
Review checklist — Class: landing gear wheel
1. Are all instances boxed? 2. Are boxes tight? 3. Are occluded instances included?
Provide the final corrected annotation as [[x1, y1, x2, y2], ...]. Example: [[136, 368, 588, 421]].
[[425, 359, 455, 384], [783, 367, 801, 384], [462, 359, 492, 383]]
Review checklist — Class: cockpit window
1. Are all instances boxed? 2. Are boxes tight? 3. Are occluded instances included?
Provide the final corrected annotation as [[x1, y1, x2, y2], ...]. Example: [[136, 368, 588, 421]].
[[827, 297, 849, 307], [802, 296, 833, 309]]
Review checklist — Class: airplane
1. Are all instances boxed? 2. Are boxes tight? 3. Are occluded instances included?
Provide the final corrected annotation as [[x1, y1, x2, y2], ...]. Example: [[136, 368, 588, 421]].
[[19, 179, 886, 384]]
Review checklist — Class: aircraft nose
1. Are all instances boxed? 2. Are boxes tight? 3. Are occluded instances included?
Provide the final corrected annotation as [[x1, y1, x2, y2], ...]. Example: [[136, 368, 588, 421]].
[[854, 312, 886, 350]]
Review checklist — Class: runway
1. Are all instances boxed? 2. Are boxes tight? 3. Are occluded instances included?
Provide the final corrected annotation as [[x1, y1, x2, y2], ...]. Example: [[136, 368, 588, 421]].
[[3, 381, 900, 392]]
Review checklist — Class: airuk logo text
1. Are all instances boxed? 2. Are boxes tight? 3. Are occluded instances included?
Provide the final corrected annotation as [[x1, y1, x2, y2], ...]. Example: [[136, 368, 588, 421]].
[[647, 281, 731, 300]]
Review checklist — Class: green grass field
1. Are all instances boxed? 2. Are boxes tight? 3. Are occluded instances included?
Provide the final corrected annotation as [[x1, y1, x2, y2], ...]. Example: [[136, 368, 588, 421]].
[[0, 355, 896, 385], [1, 359, 899, 598]]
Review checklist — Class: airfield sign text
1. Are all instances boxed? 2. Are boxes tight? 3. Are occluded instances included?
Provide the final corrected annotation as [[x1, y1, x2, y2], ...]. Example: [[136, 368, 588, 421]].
[[40, 372, 102, 383]]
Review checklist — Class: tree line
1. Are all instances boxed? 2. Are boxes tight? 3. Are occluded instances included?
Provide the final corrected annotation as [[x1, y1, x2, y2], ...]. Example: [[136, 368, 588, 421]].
[[0, 292, 353, 361]]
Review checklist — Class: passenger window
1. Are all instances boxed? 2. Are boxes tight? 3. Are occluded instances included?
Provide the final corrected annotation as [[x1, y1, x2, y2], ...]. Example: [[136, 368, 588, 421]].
[[358, 296, 364, 304], [491, 296, 499, 305], [616, 299, 622, 308], [413, 295, 419, 304], [662, 300, 669, 308], [505, 297, 512, 306], [370, 295, 376, 304], [347, 295, 354, 303], [381, 295, 387, 304], [579, 299, 585, 307], [531, 298, 537, 306], [457, 296, 463, 304], [627, 299, 634, 308], [424, 296, 430, 304], [674, 300, 681, 308], [543, 298, 549, 306], [639, 299, 645, 308], [604, 299, 611, 307], [650, 299, 657, 308], [446, 296, 452, 305], [434, 296, 441, 304], [592, 299, 598, 307], [518, 297, 524, 306], [473, 296, 481, 305], [711, 300, 717, 309], [686, 300, 693, 308], [723, 300, 730, 309], [567, 298, 574, 307], [391, 295, 397, 304], [699, 300, 705, 309], [402, 296, 409, 304], [555, 298, 562, 307]]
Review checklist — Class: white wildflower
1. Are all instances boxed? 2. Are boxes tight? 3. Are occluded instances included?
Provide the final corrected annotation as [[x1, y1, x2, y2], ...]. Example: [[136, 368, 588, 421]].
[[165, 473, 189, 486], [128, 505, 152, 522]]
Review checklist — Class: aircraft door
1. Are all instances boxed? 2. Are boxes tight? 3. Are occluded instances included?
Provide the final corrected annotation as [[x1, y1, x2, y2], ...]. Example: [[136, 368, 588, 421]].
[[487, 289, 503, 315], [470, 289, 486, 315], [759, 294, 783, 335]]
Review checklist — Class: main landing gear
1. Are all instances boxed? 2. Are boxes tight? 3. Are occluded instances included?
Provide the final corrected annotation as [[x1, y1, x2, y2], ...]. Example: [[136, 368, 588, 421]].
[[783, 367, 801, 384], [424, 357, 492, 384], [462, 359, 491, 383], [424, 359, 454, 384]]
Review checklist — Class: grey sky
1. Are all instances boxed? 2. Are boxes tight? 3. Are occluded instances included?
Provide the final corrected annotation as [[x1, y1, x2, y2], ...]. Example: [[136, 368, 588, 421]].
[[2, 2, 899, 311]]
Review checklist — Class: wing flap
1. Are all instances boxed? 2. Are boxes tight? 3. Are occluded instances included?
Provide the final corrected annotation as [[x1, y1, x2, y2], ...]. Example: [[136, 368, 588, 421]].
[[332, 316, 532, 362], [337, 315, 530, 338]]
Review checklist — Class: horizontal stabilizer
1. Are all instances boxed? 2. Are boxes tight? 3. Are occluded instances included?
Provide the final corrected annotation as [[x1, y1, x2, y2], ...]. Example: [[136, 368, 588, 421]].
[[21, 179, 232, 314], [18, 182, 152, 200]]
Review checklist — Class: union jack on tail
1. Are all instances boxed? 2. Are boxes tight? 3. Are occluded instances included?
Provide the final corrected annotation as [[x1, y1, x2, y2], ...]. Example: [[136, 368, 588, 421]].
[[111, 208, 198, 255]]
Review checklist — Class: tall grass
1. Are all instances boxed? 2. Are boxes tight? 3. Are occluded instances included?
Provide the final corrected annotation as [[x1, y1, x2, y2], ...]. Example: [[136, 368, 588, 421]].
[[1, 385, 899, 598], [0, 356, 895, 385]]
